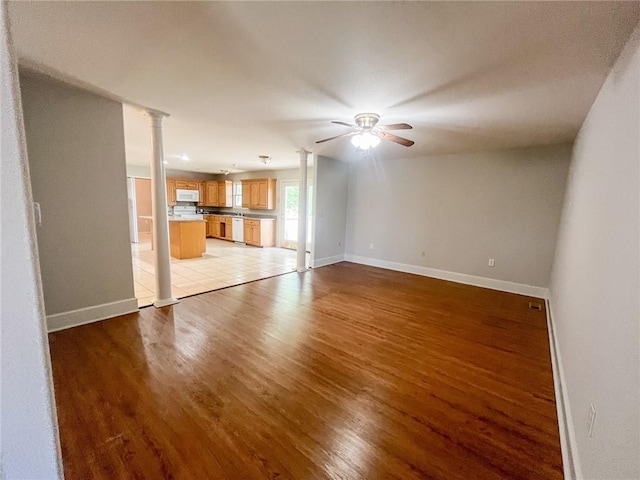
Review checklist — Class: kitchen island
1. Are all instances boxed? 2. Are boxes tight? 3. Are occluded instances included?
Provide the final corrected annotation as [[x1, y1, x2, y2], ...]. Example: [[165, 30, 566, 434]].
[[140, 216, 206, 259], [169, 218, 206, 259]]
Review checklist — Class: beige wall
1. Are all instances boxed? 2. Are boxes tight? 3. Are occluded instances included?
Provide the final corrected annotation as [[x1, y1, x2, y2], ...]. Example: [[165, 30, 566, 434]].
[[549, 25, 639, 480], [20, 72, 135, 318], [345, 144, 571, 289], [312, 156, 348, 266]]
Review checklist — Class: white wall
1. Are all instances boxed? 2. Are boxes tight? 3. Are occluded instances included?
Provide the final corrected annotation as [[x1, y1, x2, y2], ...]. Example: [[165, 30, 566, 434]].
[[20, 72, 137, 330], [312, 156, 348, 266], [549, 24, 640, 480], [345, 144, 571, 292], [0, 3, 62, 477], [126, 163, 151, 178]]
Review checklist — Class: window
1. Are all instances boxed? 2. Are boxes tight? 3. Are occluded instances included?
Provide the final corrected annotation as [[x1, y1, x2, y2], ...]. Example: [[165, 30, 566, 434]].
[[233, 182, 242, 207]]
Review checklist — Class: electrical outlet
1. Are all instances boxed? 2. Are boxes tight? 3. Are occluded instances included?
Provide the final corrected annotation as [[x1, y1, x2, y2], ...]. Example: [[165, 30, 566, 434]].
[[587, 404, 596, 437], [369, 243, 374, 250], [488, 258, 495, 267]]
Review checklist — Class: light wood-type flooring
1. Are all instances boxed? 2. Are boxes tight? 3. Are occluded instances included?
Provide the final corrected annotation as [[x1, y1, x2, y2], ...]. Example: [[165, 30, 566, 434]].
[[49, 262, 562, 479]]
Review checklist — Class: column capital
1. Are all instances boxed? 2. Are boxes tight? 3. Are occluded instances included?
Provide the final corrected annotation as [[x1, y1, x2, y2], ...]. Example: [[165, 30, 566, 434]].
[[143, 107, 170, 118], [143, 108, 170, 127], [296, 149, 312, 158]]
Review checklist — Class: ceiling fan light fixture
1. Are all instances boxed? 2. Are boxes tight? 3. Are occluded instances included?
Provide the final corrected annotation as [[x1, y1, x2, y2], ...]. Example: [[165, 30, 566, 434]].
[[351, 131, 380, 150], [316, 112, 413, 148], [258, 155, 271, 165]]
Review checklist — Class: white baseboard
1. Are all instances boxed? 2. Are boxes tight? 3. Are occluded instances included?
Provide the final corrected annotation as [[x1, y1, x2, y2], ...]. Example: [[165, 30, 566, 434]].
[[311, 254, 345, 268], [47, 298, 139, 332], [545, 299, 582, 480], [344, 254, 549, 298]]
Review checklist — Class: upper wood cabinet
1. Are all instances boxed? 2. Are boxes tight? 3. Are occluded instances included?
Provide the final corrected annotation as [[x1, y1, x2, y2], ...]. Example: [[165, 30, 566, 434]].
[[204, 181, 232, 207], [166, 177, 233, 207], [166, 178, 177, 206], [197, 182, 206, 206], [241, 179, 276, 210], [218, 181, 233, 207], [175, 179, 199, 190], [167, 178, 205, 205], [205, 181, 218, 206]]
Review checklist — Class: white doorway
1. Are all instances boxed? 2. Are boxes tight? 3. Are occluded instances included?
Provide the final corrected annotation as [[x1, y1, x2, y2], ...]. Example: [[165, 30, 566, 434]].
[[280, 180, 313, 251]]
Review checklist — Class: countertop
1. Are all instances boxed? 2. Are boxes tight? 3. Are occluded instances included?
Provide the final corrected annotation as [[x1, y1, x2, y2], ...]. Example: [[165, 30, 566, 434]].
[[202, 213, 276, 221], [139, 216, 205, 222]]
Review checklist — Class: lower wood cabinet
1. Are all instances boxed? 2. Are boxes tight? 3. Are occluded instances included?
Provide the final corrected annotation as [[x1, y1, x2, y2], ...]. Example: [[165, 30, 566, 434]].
[[243, 218, 275, 247], [206, 215, 233, 241]]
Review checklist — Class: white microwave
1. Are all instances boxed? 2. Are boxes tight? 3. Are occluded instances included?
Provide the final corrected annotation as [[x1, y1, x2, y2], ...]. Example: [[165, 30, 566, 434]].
[[176, 189, 200, 202]]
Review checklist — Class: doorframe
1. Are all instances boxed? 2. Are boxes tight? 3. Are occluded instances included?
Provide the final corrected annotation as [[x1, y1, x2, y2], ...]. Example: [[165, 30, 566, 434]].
[[127, 177, 138, 243], [279, 179, 313, 252]]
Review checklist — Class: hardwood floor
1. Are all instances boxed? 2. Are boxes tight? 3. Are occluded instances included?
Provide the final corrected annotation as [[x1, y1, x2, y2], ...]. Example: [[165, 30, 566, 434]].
[[48, 262, 562, 479]]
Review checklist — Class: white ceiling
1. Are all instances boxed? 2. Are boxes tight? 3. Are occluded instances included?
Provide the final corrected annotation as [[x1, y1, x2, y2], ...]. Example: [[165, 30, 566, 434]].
[[8, 1, 639, 173]]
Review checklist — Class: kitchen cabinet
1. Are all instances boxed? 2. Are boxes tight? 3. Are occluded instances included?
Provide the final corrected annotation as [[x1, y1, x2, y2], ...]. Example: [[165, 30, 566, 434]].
[[175, 179, 199, 190], [167, 178, 204, 206], [197, 182, 206, 206], [205, 215, 214, 237], [212, 217, 221, 238], [206, 215, 233, 241], [205, 181, 233, 207], [218, 216, 233, 241], [243, 218, 275, 247], [241, 179, 276, 210], [218, 181, 233, 207], [166, 178, 177, 206], [205, 181, 218, 206], [169, 219, 206, 259]]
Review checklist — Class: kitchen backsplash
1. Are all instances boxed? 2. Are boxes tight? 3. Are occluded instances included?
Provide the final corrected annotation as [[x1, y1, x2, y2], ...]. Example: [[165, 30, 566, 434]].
[[196, 206, 276, 219]]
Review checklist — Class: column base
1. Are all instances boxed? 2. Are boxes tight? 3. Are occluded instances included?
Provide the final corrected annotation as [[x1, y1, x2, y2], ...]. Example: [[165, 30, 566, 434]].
[[296, 267, 309, 273], [153, 297, 179, 308]]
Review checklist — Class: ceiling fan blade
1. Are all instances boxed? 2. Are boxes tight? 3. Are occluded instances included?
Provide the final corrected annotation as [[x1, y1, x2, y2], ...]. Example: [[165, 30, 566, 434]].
[[378, 131, 414, 147], [315, 131, 357, 144], [331, 121, 356, 128], [379, 123, 413, 130]]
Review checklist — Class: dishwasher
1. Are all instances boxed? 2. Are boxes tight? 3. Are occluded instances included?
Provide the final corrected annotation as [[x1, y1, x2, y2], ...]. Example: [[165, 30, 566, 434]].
[[232, 217, 244, 243]]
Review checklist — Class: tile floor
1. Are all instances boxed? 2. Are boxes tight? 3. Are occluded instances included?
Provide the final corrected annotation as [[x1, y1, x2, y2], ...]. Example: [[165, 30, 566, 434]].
[[132, 238, 299, 307]]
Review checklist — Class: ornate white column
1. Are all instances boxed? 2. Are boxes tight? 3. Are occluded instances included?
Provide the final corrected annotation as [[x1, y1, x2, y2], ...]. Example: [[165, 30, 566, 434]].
[[296, 149, 310, 272], [145, 109, 177, 307]]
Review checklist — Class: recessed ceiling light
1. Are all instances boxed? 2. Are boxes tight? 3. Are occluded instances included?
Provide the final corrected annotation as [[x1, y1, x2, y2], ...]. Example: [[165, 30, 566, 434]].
[[163, 160, 168, 165], [180, 154, 189, 161]]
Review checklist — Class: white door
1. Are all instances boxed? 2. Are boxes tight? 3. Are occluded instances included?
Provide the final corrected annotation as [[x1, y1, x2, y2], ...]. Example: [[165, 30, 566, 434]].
[[280, 180, 313, 251]]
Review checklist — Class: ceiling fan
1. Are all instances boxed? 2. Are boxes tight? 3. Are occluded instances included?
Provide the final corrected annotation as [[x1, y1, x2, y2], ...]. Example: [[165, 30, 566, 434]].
[[316, 113, 414, 149]]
